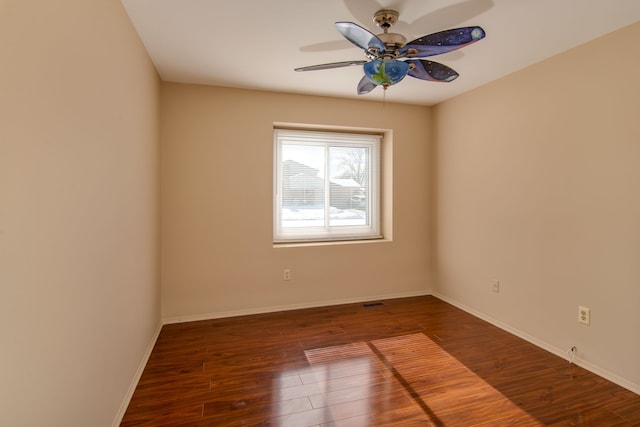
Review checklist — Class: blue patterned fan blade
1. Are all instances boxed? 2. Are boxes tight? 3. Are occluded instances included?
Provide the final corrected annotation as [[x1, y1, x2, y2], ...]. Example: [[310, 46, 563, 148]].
[[357, 75, 377, 95], [336, 22, 386, 53], [295, 60, 367, 72], [400, 26, 485, 58], [406, 60, 459, 82]]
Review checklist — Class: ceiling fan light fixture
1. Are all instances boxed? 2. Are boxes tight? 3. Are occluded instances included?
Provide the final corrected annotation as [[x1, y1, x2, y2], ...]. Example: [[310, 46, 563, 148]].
[[363, 59, 409, 88]]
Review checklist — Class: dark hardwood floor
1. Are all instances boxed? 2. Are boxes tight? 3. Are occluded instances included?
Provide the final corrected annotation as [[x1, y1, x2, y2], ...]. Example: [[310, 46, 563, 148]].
[[121, 296, 640, 426]]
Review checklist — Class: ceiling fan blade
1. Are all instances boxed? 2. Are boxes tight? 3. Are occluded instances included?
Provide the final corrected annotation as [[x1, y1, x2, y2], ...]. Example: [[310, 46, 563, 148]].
[[401, 26, 485, 58], [357, 75, 377, 95], [406, 60, 459, 82], [335, 22, 386, 53], [295, 60, 367, 72]]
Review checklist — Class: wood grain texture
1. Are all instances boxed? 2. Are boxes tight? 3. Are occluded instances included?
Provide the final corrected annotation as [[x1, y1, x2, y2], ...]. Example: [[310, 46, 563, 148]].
[[121, 296, 640, 426]]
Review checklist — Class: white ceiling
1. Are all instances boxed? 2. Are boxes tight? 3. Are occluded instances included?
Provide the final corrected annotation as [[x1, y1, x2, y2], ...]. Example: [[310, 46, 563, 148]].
[[121, 0, 640, 106]]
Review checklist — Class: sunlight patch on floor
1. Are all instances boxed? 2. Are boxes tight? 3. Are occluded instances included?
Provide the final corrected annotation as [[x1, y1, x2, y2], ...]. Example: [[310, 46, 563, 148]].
[[269, 334, 542, 426]]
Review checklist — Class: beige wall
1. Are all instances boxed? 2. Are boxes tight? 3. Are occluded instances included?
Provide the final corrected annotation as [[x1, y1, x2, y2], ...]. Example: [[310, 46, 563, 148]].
[[0, 1, 161, 426], [160, 83, 433, 321], [433, 22, 640, 392]]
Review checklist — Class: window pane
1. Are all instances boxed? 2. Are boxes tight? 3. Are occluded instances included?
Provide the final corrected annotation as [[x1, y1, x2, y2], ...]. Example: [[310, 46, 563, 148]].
[[281, 144, 325, 228], [328, 146, 368, 227], [274, 129, 381, 243]]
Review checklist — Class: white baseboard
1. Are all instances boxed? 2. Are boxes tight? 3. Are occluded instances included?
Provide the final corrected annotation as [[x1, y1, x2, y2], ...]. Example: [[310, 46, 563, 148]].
[[432, 291, 640, 396], [112, 322, 163, 427], [162, 290, 432, 324]]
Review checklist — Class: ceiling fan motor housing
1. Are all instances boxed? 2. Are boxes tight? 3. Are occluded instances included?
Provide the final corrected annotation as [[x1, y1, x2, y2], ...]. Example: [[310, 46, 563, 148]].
[[378, 32, 407, 51]]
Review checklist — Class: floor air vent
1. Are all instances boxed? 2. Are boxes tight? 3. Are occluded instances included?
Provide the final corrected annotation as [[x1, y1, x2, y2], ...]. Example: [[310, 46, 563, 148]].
[[362, 302, 385, 308]]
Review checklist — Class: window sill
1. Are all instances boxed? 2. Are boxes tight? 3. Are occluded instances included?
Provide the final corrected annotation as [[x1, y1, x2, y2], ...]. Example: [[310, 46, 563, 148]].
[[273, 236, 388, 248]]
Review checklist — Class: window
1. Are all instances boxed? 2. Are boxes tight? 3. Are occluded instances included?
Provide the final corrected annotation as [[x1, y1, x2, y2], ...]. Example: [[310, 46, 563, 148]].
[[274, 129, 381, 243]]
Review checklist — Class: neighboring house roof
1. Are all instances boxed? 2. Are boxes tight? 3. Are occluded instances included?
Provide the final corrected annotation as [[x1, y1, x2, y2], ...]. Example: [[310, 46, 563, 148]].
[[329, 178, 361, 188], [284, 161, 362, 189], [282, 160, 318, 177]]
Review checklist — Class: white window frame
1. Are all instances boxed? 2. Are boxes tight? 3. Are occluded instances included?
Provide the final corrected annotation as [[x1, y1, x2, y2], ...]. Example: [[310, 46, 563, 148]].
[[274, 129, 382, 243]]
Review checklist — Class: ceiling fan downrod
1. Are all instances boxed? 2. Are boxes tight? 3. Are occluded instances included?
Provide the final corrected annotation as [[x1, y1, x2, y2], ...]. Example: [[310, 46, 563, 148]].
[[373, 9, 407, 51]]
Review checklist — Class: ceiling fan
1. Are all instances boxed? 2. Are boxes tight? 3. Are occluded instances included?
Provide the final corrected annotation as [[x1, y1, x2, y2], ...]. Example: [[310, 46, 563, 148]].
[[295, 9, 486, 94]]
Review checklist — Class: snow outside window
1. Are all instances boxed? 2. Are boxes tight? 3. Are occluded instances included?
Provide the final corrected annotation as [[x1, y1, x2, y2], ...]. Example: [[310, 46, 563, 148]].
[[274, 129, 381, 243]]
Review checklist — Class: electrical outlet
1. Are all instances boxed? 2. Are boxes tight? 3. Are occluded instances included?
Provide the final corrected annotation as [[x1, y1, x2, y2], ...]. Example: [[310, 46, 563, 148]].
[[492, 280, 500, 293], [578, 306, 590, 325], [283, 269, 291, 281]]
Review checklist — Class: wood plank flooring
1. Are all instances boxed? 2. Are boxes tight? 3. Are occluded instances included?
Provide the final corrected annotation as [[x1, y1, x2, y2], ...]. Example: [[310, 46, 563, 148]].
[[121, 296, 640, 426]]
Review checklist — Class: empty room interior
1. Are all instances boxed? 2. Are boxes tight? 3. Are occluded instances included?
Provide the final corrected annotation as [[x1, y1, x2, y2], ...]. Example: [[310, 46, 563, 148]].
[[2, 0, 639, 426]]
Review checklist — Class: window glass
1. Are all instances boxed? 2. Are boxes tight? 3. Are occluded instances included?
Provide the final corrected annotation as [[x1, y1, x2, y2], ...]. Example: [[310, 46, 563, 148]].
[[274, 129, 381, 243]]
